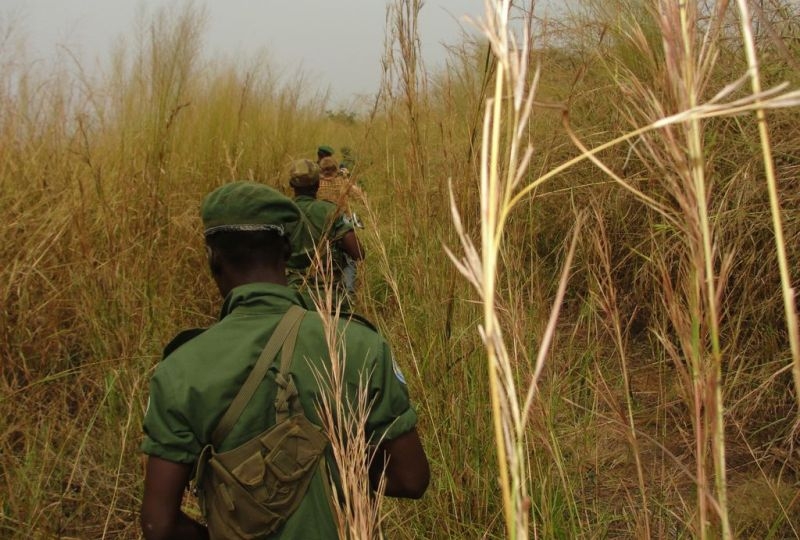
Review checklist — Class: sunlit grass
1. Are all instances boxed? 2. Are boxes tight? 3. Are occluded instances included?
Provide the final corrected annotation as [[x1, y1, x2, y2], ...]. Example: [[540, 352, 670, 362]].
[[2, 0, 799, 538]]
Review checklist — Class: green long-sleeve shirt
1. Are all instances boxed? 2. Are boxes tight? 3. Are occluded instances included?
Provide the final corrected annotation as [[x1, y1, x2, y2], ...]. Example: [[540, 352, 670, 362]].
[[142, 283, 416, 539]]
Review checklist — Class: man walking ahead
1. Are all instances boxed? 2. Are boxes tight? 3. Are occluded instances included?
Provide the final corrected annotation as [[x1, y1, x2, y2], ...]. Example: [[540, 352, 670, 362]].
[[286, 159, 363, 311], [314, 156, 365, 298], [140, 182, 429, 539], [316, 156, 363, 213]]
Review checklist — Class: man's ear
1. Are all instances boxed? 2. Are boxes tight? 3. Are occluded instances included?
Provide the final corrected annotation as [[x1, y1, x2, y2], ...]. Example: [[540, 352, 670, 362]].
[[285, 238, 293, 261], [207, 245, 223, 276]]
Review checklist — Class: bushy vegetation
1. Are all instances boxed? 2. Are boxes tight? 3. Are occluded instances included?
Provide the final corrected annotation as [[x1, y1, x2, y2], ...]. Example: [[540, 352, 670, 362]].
[[1, 1, 798, 538]]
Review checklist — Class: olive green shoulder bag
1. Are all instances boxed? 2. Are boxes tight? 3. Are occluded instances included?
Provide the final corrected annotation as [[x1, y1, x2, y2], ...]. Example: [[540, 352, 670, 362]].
[[194, 305, 330, 540]]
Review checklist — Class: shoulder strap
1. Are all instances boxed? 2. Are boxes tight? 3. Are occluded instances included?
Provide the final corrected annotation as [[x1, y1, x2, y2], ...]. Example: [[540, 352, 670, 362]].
[[296, 204, 325, 241], [211, 305, 306, 448], [273, 308, 306, 423]]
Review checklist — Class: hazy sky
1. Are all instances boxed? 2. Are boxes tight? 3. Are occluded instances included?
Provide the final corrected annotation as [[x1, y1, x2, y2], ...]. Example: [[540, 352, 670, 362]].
[[2, 0, 486, 104]]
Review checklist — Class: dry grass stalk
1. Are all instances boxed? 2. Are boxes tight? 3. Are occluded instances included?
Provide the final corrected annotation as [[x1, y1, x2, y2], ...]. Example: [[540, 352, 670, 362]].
[[386, 0, 427, 182], [453, 0, 800, 536], [562, 0, 800, 535], [734, 0, 800, 414], [308, 251, 386, 539], [588, 205, 651, 537], [446, 1, 584, 537]]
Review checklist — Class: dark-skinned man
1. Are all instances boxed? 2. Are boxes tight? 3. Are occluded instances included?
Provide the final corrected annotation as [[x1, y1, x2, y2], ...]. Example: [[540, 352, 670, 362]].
[[316, 144, 334, 164], [314, 156, 365, 300], [285, 159, 363, 312], [140, 182, 429, 539]]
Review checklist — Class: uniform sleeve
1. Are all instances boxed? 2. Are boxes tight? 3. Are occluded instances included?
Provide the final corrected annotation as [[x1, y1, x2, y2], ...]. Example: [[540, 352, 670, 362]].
[[330, 214, 355, 242], [140, 365, 203, 463], [365, 340, 418, 443]]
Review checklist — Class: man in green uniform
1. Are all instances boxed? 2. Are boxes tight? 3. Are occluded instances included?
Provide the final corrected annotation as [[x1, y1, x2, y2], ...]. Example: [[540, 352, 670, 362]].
[[286, 159, 363, 311], [316, 144, 334, 163], [140, 182, 429, 540], [314, 156, 364, 300]]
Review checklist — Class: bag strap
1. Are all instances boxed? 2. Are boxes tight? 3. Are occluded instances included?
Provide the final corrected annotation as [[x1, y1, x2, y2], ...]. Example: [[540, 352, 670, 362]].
[[273, 307, 305, 423], [293, 207, 325, 286], [300, 207, 325, 241], [211, 305, 306, 448]]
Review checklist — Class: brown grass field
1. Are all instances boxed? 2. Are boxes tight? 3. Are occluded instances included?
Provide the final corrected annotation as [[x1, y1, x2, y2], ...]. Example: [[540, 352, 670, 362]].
[[1, 1, 799, 538]]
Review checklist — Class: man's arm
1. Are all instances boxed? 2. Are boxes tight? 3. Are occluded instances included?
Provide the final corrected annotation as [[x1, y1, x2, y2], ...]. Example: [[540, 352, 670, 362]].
[[141, 456, 209, 540], [340, 230, 364, 261], [369, 428, 430, 499]]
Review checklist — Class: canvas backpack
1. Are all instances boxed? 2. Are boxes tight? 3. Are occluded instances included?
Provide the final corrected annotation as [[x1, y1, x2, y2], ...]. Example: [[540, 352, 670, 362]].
[[193, 305, 331, 539]]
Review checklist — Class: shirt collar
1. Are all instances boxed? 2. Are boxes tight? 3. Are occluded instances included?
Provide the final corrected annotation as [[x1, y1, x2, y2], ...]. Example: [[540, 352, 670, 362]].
[[218, 282, 307, 319]]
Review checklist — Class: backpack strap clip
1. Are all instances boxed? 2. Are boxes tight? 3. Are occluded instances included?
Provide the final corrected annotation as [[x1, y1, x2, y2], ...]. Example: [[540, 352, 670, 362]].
[[210, 305, 306, 448], [274, 307, 305, 423]]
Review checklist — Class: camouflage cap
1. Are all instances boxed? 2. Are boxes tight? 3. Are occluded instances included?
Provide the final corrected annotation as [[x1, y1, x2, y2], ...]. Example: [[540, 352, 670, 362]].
[[201, 182, 300, 237], [288, 159, 321, 188], [317, 144, 334, 157], [319, 156, 339, 177]]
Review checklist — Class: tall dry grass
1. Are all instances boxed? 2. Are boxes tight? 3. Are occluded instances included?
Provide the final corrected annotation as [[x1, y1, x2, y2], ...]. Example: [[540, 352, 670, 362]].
[[374, 0, 800, 537], [2, 0, 800, 538], [308, 276, 387, 540], [0, 5, 342, 538]]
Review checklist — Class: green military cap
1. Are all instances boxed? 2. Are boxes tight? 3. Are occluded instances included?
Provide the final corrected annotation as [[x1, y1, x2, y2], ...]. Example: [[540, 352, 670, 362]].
[[201, 182, 300, 237], [288, 159, 320, 188], [317, 145, 334, 157]]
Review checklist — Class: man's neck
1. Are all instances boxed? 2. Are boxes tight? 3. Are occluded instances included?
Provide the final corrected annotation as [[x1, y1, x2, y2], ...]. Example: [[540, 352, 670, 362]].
[[232, 267, 286, 286], [218, 265, 287, 296], [293, 189, 318, 199]]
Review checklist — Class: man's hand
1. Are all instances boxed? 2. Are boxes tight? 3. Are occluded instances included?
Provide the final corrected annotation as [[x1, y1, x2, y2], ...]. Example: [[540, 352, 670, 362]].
[[141, 456, 209, 540]]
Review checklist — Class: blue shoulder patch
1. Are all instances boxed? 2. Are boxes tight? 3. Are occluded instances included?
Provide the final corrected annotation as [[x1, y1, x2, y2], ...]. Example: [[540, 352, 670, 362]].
[[392, 359, 407, 385]]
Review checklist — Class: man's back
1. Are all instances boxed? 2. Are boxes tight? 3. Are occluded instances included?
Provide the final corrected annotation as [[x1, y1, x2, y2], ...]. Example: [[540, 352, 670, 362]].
[[287, 196, 353, 289], [140, 182, 426, 540], [143, 282, 416, 539]]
